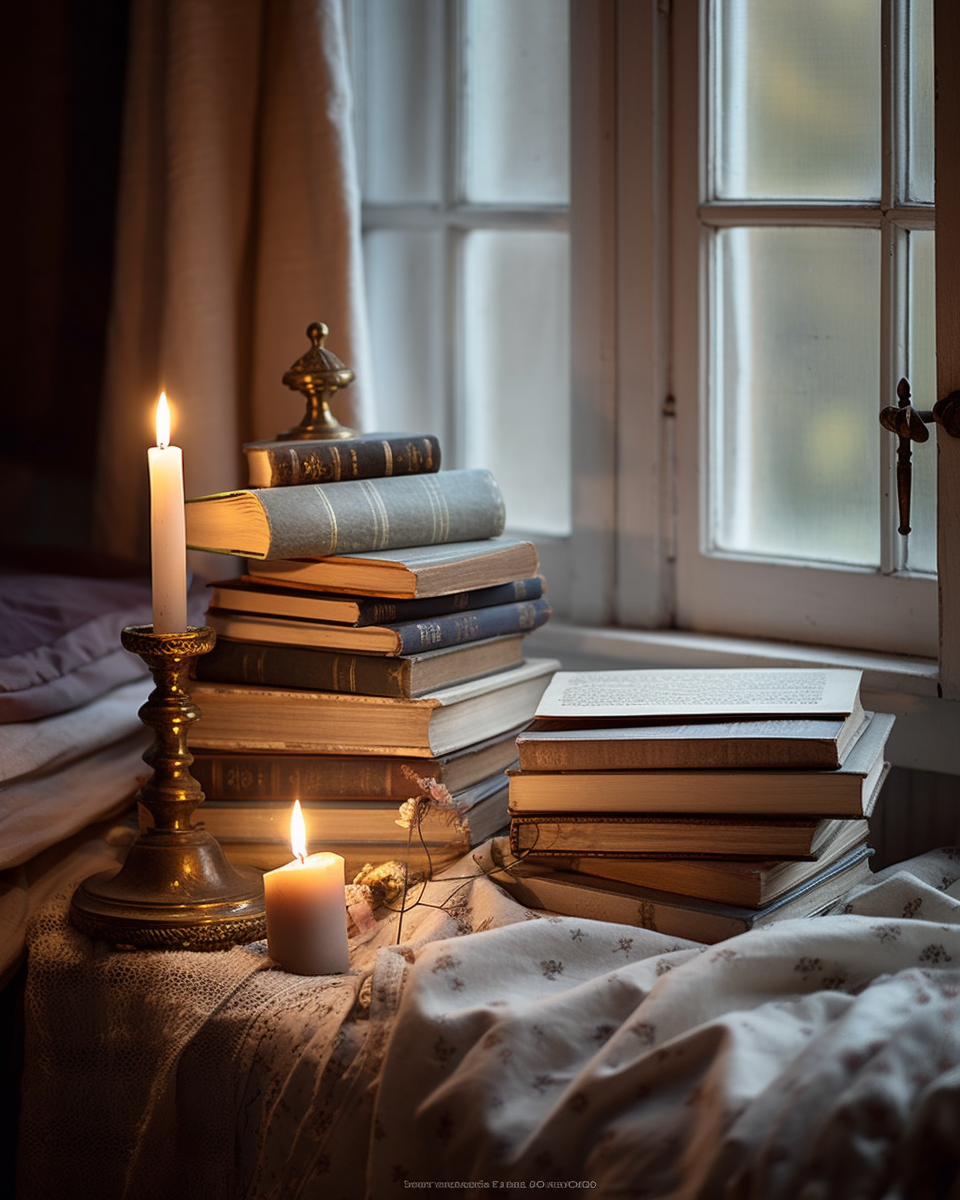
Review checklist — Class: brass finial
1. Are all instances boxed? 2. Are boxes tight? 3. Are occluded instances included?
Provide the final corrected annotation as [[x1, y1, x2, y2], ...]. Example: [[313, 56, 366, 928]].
[[277, 322, 357, 440]]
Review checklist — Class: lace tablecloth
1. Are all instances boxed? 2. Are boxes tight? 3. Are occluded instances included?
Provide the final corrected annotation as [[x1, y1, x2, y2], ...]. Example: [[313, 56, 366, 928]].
[[17, 845, 960, 1199]]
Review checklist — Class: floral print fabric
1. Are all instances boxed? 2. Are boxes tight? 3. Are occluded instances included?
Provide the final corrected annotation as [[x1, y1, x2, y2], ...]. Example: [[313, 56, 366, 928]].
[[17, 846, 960, 1199]]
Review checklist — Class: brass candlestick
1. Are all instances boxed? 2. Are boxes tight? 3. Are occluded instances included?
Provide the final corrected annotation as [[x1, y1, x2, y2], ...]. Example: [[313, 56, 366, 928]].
[[70, 625, 266, 949]]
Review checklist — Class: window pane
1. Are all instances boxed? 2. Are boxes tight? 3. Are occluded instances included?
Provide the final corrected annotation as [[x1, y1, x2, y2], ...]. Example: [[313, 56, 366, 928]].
[[904, 230, 937, 572], [358, 0, 444, 203], [713, 0, 880, 201], [462, 230, 570, 534], [364, 231, 447, 444], [905, 0, 934, 203], [462, 0, 569, 205], [710, 227, 880, 566]]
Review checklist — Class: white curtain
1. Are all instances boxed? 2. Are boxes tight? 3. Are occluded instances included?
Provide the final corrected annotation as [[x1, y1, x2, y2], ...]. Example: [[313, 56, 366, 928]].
[[93, 0, 374, 567]]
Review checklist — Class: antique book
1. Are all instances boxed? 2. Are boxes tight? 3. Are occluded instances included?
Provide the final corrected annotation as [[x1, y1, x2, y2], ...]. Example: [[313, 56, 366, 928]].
[[188, 657, 559, 757], [208, 575, 544, 626], [508, 799, 881, 861], [193, 633, 527, 698], [507, 711, 892, 818], [516, 709, 869, 772], [539, 822, 872, 907], [535, 667, 864, 721], [242, 432, 441, 488], [245, 536, 540, 598], [206, 596, 552, 655], [221, 837, 465, 878], [185, 469, 505, 559], [191, 771, 511, 848], [190, 727, 524, 802], [495, 845, 874, 944]]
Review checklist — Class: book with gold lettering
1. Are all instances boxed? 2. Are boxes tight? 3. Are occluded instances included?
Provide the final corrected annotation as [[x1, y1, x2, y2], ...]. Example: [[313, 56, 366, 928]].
[[193, 634, 528, 697], [206, 596, 551, 655], [243, 431, 441, 488]]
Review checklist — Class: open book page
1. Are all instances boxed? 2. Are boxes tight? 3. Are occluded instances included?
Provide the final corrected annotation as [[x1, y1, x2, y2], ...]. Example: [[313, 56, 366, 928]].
[[535, 667, 864, 720]]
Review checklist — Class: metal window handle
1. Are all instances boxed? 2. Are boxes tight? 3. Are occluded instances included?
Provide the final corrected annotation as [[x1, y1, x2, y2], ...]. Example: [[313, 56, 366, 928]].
[[879, 377, 960, 534]]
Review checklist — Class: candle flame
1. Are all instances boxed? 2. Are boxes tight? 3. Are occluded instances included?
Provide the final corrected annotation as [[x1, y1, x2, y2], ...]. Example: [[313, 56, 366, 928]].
[[290, 799, 307, 862], [156, 392, 171, 449]]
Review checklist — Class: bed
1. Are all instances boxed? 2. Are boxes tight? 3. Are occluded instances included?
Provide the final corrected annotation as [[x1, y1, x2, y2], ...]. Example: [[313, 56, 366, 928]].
[[13, 840, 960, 1199], [6, 567, 960, 1198]]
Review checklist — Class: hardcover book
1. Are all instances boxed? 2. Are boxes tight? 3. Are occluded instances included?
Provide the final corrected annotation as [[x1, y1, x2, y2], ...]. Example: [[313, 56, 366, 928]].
[[188, 656, 560, 757], [516, 709, 869, 772], [539, 822, 872, 907], [507, 711, 892, 818], [193, 633, 528, 698], [185, 469, 505, 559], [508, 800, 881, 861], [191, 771, 511, 849], [242, 432, 441, 488], [206, 596, 552, 655], [245, 537, 540, 598], [190, 726, 525, 802], [495, 845, 874, 944], [221, 837, 464, 877], [208, 575, 544, 626], [535, 667, 865, 721]]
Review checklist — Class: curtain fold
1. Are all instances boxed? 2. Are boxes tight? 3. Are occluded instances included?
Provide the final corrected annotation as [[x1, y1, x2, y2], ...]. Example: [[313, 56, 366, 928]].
[[93, 0, 374, 567]]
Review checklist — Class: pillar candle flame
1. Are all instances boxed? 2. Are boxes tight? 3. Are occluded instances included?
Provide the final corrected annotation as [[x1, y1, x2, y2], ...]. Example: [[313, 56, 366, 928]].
[[265, 799, 350, 975], [290, 799, 307, 863]]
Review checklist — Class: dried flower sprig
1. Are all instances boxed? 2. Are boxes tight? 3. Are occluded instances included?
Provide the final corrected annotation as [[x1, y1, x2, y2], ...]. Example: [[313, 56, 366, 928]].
[[342, 767, 483, 940], [394, 765, 471, 840], [345, 859, 414, 934]]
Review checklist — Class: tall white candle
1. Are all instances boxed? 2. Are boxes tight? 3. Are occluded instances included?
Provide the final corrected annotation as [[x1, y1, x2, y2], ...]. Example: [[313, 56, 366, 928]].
[[264, 801, 350, 975], [148, 393, 189, 634]]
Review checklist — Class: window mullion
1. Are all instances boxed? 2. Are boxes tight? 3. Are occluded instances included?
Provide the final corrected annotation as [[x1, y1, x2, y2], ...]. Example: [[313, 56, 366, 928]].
[[880, 1, 898, 575], [445, 0, 461, 468]]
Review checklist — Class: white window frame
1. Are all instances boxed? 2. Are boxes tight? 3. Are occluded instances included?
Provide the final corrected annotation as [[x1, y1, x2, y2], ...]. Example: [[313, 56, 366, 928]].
[[540, 0, 960, 775], [349, 0, 960, 773], [673, 0, 937, 660]]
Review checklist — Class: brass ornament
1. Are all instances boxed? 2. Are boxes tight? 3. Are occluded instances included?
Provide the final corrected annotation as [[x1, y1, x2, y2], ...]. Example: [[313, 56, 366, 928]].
[[277, 321, 357, 441], [69, 625, 266, 949]]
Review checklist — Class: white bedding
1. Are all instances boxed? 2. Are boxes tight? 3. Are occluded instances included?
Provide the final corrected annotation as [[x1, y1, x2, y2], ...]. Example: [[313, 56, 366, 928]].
[[16, 845, 960, 1199]]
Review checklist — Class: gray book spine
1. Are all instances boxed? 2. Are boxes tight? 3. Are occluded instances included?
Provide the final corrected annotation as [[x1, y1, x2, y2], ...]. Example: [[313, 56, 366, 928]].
[[258, 469, 505, 558]]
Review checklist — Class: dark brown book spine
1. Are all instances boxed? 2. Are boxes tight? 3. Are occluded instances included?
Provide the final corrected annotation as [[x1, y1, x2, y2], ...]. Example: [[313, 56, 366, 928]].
[[244, 433, 441, 487], [191, 752, 443, 801], [194, 639, 413, 696]]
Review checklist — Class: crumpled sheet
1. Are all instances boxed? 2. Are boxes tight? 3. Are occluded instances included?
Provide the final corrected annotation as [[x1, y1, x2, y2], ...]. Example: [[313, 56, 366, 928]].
[[16, 846, 960, 1200]]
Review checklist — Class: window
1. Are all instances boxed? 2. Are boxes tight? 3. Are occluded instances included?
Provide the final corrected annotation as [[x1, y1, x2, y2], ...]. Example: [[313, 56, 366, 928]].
[[348, 0, 573, 605], [349, 1, 960, 698], [673, 0, 938, 658]]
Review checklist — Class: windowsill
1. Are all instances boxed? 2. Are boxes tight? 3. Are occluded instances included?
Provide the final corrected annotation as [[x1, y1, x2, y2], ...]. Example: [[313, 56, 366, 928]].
[[527, 622, 957, 777]]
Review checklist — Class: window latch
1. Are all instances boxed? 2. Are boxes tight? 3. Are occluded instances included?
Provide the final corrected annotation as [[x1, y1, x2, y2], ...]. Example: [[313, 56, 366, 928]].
[[879, 377, 960, 534]]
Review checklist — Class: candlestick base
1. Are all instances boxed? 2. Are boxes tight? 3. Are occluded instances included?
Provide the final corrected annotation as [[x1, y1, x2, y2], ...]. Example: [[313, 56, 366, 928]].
[[69, 625, 266, 950]]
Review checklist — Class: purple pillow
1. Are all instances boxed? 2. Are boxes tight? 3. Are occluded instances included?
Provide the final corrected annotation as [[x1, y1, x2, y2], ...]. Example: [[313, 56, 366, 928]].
[[0, 571, 205, 722]]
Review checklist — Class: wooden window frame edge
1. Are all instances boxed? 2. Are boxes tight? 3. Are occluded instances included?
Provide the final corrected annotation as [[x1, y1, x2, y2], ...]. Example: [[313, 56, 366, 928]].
[[935, 0, 960, 699]]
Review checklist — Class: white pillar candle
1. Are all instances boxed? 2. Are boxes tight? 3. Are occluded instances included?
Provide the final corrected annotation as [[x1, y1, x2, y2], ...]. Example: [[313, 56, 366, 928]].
[[264, 801, 350, 975], [148, 393, 189, 634]]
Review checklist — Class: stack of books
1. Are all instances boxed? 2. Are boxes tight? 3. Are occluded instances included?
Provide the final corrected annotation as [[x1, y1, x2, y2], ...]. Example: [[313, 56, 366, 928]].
[[182, 431, 558, 876], [497, 666, 894, 943]]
